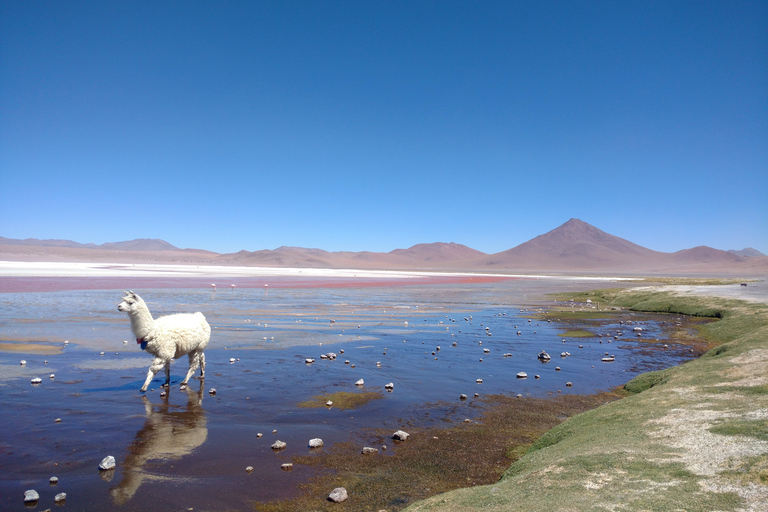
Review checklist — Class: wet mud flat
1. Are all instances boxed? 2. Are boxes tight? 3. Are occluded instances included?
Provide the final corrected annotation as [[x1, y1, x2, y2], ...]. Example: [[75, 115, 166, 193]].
[[0, 279, 710, 511]]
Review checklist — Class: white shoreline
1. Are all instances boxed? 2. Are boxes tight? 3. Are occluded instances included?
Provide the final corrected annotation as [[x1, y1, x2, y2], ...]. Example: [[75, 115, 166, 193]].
[[0, 261, 638, 281]]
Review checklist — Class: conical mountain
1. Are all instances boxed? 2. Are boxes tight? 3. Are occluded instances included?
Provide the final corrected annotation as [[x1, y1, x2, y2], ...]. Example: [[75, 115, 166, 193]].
[[482, 218, 664, 270]]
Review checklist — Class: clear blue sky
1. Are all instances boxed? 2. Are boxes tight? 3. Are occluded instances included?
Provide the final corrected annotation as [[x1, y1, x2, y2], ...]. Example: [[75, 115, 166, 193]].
[[1, 1, 766, 255]]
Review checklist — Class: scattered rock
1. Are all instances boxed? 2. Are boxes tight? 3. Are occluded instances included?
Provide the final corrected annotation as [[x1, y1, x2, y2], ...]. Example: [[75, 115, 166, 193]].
[[328, 487, 348, 503], [49, 476, 58, 484], [229, 358, 236, 363], [257, 433, 263, 437], [516, 393, 523, 398], [459, 394, 468, 400], [392, 430, 410, 441], [208, 388, 216, 395], [384, 382, 394, 390], [305, 358, 315, 364], [361, 446, 379, 454], [99, 455, 116, 470], [537, 351, 550, 361], [555, 367, 561, 371], [326, 400, 333, 406], [516, 372, 528, 379], [23, 490, 39, 503], [55, 492, 66, 502], [476, 378, 483, 383], [271, 440, 286, 450], [246, 466, 254, 472], [281, 463, 293, 471], [464, 418, 471, 423], [31, 377, 42, 384], [566, 382, 573, 387], [355, 379, 364, 386], [49, 374, 55, 379], [309, 438, 324, 448]]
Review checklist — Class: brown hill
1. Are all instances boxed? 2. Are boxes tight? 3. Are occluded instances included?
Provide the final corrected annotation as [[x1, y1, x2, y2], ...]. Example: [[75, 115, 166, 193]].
[[1, 222, 766, 275]]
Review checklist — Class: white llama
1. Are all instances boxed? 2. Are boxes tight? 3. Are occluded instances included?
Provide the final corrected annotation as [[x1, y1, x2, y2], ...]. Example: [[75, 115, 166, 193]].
[[118, 291, 211, 392]]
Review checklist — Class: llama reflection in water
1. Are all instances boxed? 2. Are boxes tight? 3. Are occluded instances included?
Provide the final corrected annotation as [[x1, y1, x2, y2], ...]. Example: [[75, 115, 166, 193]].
[[111, 380, 207, 505]]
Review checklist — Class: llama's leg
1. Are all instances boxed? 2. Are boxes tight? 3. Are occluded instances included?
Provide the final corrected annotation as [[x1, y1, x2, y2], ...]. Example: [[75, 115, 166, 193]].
[[199, 352, 206, 378], [164, 360, 171, 387], [141, 357, 166, 392], [181, 351, 200, 386]]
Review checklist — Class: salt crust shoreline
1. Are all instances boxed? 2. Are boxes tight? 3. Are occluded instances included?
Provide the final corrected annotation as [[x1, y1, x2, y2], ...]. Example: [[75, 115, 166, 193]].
[[0, 261, 637, 281]]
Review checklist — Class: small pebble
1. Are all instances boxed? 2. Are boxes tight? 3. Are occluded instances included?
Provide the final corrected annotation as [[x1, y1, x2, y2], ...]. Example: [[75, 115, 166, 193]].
[[31, 377, 42, 384], [271, 440, 287, 450], [246, 466, 254, 472], [328, 487, 348, 503], [281, 463, 293, 471], [55, 492, 66, 502], [49, 374, 55, 379], [309, 438, 324, 448], [23, 490, 39, 503], [272, 429, 278, 434], [50, 476, 58, 484], [326, 400, 333, 406], [361, 446, 379, 454], [355, 379, 364, 386], [208, 388, 216, 395], [20, 360, 27, 365], [257, 433, 263, 438]]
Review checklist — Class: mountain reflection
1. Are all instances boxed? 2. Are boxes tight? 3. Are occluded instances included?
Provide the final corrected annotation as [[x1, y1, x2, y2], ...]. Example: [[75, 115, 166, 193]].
[[111, 381, 207, 505]]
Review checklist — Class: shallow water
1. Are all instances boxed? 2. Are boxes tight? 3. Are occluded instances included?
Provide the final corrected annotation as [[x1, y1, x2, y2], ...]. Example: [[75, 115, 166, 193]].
[[0, 279, 706, 510]]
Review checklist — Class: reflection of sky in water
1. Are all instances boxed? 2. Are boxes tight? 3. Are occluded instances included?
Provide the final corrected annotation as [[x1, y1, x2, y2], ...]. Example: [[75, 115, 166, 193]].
[[0, 279, 707, 510]]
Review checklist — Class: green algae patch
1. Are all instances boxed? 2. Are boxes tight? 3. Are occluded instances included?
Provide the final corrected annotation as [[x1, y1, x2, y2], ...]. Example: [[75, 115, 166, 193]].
[[557, 329, 595, 338], [298, 390, 384, 410], [257, 393, 618, 512]]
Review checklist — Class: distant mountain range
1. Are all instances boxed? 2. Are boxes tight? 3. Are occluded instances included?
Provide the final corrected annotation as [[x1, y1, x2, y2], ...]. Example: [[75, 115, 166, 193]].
[[1, 219, 766, 275]]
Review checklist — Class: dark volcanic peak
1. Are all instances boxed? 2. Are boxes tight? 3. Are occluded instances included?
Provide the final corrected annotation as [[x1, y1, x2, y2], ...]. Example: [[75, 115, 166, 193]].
[[483, 218, 662, 269]]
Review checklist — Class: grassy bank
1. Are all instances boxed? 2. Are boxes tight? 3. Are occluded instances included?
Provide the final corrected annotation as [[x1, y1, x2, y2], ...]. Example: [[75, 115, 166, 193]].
[[404, 287, 768, 511]]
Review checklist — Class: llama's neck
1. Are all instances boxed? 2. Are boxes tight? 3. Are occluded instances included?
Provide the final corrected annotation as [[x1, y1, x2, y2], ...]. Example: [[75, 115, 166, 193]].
[[129, 304, 156, 341]]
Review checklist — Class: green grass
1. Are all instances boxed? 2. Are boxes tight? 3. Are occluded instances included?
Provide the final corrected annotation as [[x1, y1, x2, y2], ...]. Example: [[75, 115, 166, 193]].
[[402, 284, 768, 512]]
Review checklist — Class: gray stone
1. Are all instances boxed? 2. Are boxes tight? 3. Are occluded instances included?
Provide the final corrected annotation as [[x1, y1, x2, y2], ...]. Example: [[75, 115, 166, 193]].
[[392, 430, 410, 441], [23, 490, 39, 503], [49, 476, 58, 484], [328, 487, 348, 503], [99, 455, 116, 470], [54, 492, 67, 502], [271, 440, 287, 450], [361, 446, 379, 454], [309, 438, 324, 448]]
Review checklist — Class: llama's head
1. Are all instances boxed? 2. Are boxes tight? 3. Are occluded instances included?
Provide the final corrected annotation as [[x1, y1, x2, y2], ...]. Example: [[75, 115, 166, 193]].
[[118, 291, 144, 314]]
